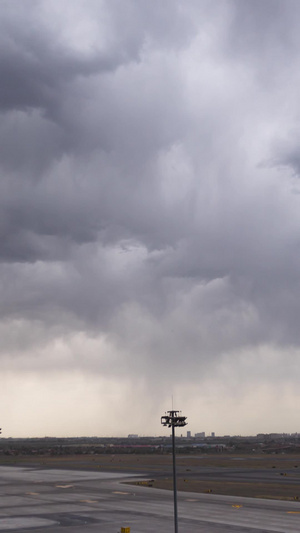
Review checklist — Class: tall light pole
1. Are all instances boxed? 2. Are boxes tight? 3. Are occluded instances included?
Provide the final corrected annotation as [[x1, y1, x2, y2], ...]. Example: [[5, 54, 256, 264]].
[[161, 410, 187, 533]]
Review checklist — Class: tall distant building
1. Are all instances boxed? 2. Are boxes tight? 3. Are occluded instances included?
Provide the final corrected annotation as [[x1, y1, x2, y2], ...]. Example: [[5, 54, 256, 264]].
[[211, 432, 215, 437], [186, 430, 191, 438], [195, 432, 205, 438]]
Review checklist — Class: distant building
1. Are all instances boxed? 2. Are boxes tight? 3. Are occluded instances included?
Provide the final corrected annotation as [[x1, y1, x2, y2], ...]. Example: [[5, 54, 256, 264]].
[[211, 432, 215, 437], [195, 432, 205, 438], [186, 431, 191, 438], [128, 434, 139, 438]]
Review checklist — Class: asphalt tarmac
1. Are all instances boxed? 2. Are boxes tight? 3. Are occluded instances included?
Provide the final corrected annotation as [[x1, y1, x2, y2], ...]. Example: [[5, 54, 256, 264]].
[[0, 465, 300, 532]]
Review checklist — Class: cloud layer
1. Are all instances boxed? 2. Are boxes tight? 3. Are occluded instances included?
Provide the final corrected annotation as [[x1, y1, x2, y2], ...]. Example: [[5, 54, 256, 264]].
[[1, 0, 300, 437]]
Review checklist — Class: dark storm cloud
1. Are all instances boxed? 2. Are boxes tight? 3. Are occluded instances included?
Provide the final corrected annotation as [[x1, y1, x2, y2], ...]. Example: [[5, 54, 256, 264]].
[[1, 0, 300, 393], [0, 0, 195, 115], [0, 7, 134, 122], [0, 0, 196, 264]]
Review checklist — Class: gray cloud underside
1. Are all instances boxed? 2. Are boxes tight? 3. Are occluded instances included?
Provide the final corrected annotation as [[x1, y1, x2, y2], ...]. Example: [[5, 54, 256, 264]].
[[1, 0, 300, 385]]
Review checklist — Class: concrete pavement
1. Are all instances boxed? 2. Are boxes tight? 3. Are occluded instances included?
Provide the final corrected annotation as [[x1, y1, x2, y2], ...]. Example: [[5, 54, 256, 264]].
[[0, 465, 300, 532]]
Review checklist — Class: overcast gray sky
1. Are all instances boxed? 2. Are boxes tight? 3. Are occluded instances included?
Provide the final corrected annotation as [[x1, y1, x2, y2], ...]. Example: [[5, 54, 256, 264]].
[[1, 0, 300, 438]]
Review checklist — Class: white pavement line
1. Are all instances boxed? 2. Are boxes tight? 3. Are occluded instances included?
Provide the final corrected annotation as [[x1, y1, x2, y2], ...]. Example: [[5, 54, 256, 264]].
[[0, 517, 58, 530]]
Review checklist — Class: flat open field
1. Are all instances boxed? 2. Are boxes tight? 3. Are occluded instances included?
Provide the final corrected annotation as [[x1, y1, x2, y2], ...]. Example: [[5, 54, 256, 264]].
[[1, 453, 300, 502]]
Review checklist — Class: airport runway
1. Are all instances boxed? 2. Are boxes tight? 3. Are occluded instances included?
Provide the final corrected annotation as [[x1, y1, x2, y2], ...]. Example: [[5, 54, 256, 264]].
[[0, 465, 300, 532]]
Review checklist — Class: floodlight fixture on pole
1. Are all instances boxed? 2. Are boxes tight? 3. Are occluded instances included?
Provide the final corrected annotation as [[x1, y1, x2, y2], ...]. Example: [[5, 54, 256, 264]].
[[161, 410, 187, 533]]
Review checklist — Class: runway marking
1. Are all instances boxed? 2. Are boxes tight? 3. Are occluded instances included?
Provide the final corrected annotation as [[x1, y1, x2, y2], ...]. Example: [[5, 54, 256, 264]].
[[26, 492, 39, 495], [287, 511, 300, 514], [185, 499, 198, 502], [113, 491, 129, 495], [80, 499, 98, 503], [0, 517, 58, 529], [55, 484, 74, 488], [232, 505, 243, 509]]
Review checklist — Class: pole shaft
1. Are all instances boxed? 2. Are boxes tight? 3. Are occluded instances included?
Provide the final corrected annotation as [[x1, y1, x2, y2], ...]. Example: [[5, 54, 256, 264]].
[[172, 423, 178, 533]]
